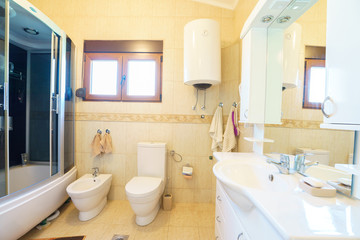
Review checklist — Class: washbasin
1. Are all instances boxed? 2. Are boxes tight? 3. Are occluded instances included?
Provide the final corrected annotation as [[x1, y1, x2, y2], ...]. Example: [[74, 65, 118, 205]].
[[213, 158, 300, 210]]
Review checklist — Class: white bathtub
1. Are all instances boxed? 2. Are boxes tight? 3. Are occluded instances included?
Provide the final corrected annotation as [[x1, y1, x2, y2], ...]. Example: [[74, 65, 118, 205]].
[[9, 164, 50, 194], [0, 167, 77, 240]]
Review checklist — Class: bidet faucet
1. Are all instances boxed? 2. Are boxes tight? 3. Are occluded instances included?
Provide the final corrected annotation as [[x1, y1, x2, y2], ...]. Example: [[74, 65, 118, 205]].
[[92, 167, 99, 177], [266, 154, 290, 174]]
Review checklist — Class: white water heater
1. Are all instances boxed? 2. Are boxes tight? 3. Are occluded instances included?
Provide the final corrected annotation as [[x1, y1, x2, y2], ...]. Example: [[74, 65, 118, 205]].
[[184, 19, 221, 89]]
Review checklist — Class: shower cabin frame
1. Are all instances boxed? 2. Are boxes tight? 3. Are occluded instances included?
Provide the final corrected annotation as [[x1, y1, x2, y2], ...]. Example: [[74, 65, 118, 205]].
[[0, 0, 76, 239], [3, 0, 67, 189]]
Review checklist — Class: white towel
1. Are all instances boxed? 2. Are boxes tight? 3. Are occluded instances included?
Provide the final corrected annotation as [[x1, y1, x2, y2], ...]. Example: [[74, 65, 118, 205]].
[[209, 106, 223, 152], [222, 106, 237, 152]]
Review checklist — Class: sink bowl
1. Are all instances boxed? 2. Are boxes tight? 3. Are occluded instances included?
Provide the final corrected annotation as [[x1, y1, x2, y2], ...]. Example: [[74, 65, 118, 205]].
[[213, 158, 299, 210]]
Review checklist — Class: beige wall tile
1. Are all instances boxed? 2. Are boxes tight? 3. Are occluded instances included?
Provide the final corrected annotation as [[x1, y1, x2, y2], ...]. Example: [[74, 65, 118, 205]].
[[125, 122, 150, 154], [108, 185, 126, 201], [172, 188, 194, 203], [194, 124, 212, 157], [148, 123, 174, 150], [103, 153, 126, 186], [27, 0, 253, 204], [172, 123, 197, 155], [198, 3, 222, 18], [125, 154, 138, 183], [175, 0, 199, 17], [194, 189, 213, 203], [194, 156, 213, 189]]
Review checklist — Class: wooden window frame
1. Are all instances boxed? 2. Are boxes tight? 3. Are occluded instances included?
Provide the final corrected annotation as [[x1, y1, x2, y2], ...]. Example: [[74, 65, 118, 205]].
[[303, 59, 325, 109], [84, 53, 122, 101], [122, 53, 162, 102], [83, 52, 162, 102]]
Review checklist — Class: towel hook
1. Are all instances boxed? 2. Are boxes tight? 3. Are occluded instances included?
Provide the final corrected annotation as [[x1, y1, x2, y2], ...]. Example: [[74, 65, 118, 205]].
[[219, 102, 223, 107], [232, 102, 238, 107], [105, 129, 110, 134], [97, 129, 102, 134]]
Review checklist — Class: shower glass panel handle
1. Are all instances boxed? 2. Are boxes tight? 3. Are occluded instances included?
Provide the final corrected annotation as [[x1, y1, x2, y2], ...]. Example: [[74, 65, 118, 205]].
[[50, 32, 60, 176]]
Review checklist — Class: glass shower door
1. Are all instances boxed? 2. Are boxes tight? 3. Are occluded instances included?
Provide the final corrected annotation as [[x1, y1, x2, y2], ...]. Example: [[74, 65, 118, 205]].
[[0, 0, 7, 198], [50, 32, 60, 176]]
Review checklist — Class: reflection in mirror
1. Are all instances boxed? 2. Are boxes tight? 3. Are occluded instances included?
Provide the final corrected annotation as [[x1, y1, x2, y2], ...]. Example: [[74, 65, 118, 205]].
[[264, 0, 355, 182]]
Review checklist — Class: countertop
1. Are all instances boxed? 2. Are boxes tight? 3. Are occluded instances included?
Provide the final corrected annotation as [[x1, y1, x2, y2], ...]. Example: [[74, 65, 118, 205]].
[[213, 152, 360, 240]]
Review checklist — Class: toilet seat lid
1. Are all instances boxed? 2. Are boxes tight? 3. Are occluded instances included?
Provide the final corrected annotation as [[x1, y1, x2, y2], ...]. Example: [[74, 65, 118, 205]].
[[125, 176, 162, 197]]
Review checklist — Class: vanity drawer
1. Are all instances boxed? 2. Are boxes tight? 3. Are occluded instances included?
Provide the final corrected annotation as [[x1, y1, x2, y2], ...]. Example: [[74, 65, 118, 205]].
[[216, 181, 250, 240], [215, 202, 226, 238], [215, 221, 223, 240]]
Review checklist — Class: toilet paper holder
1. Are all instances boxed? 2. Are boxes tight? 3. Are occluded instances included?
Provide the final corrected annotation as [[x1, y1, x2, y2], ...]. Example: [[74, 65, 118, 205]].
[[182, 163, 193, 179]]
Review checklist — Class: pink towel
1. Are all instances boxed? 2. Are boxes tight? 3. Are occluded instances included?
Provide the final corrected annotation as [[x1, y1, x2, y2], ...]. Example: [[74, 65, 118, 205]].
[[91, 133, 103, 157]]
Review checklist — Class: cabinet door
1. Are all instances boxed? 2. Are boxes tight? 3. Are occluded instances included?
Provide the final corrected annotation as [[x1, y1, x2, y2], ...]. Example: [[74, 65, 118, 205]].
[[323, 0, 360, 125], [239, 29, 267, 124]]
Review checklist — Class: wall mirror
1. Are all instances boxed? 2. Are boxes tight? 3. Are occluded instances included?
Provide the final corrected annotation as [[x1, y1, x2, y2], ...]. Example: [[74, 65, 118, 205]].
[[263, 0, 355, 181]]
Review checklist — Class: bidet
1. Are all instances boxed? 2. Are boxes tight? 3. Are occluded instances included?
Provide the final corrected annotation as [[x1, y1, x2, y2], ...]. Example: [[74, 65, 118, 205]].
[[66, 173, 112, 221]]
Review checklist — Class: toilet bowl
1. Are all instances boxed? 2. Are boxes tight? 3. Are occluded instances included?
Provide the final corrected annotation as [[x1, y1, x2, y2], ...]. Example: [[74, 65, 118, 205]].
[[66, 173, 112, 221], [125, 142, 167, 226], [126, 176, 164, 226]]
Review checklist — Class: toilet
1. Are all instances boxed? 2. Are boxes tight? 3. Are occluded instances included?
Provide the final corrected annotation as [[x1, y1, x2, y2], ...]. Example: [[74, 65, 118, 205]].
[[125, 142, 167, 226], [295, 148, 330, 165], [66, 173, 112, 221]]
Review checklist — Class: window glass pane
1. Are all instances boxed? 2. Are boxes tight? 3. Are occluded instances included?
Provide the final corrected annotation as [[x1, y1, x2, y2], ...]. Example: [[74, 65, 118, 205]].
[[90, 60, 117, 95], [308, 66, 325, 103], [127, 60, 156, 96]]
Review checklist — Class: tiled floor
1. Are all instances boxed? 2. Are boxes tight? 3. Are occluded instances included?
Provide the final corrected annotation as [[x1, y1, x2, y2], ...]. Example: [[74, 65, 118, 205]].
[[20, 200, 215, 240]]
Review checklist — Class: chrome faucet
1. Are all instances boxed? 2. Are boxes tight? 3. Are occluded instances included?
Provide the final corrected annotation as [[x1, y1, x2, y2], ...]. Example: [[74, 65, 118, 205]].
[[266, 154, 290, 174], [92, 167, 99, 177], [295, 154, 319, 175]]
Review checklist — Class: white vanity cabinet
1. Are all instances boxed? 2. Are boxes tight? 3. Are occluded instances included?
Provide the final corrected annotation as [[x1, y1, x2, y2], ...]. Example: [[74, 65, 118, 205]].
[[239, 28, 267, 124], [215, 181, 249, 240], [239, 28, 283, 125], [321, 0, 360, 128]]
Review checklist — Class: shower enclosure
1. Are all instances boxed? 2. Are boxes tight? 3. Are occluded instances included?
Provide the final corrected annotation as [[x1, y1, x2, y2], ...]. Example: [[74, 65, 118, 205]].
[[0, 0, 76, 238]]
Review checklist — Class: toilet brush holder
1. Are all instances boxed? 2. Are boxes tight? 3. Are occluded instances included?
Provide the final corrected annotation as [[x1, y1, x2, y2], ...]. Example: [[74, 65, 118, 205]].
[[163, 193, 172, 211]]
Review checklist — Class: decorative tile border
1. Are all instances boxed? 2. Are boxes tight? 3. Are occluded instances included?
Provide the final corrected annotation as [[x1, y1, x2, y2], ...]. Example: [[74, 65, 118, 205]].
[[70, 113, 322, 129], [265, 119, 322, 129], [74, 112, 212, 124]]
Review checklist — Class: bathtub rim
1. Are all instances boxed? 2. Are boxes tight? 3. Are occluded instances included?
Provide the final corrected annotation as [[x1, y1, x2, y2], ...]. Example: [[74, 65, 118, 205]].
[[0, 166, 76, 212]]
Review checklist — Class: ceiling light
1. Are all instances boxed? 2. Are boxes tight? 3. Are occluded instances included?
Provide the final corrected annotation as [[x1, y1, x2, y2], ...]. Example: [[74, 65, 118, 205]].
[[23, 28, 39, 35], [262, 15, 274, 23], [277, 16, 291, 23]]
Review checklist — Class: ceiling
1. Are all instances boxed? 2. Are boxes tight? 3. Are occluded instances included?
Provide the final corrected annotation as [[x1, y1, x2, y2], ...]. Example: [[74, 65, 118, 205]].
[[193, 0, 239, 10]]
